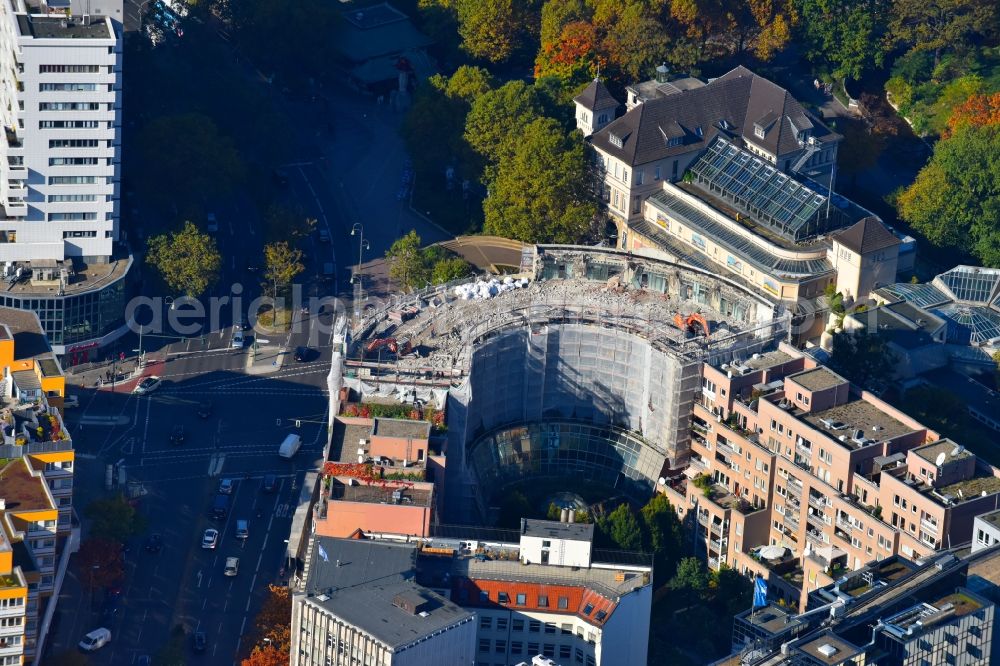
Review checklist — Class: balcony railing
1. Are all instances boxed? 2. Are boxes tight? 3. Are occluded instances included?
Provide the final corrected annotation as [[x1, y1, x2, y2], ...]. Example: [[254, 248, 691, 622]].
[[806, 511, 827, 529], [835, 517, 856, 532], [920, 518, 939, 534], [807, 495, 828, 510], [709, 537, 725, 553], [784, 514, 799, 531]]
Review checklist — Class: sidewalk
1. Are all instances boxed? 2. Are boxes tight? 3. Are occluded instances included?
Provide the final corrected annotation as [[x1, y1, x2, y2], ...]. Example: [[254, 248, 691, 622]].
[[245, 341, 287, 375], [66, 358, 161, 393]]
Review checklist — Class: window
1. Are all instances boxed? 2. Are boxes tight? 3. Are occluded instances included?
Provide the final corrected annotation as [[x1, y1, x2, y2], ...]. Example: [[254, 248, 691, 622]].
[[635, 170, 643, 185], [40, 64, 100, 73], [543, 644, 555, 657], [560, 645, 572, 659], [51, 213, 97, 221], [62, 230, 97, 237], [558, 596, 569, 610], [479, 639, 490, 653], [561, 623, 573, 634], [542, 540, 551, 548], [495, 640, 506, 654], [654, 166, 661, 180], [480, 591, 490, 603], [529, 620, 541, 633], [49, 139, 100, 148], [528, 642, 539, 655], [511, 641, 523, 654], [50, 194, 97, 202], [537, 596, 548, 608], [50, 176, 98, 185], [512, 619, 524, 632], [40, 83, 97, 91], [40, 120, 102, 129], [498, 592, 509, 604], [672, 160, 679, 178], [516, 593, 526, 606], [575, 648, 584, 663], [39, 102, 101, 111], [497, 618, 508, 631], [49, 157, 98, 166], [544, 623, 556, 634], [480, 617, 492, 630]]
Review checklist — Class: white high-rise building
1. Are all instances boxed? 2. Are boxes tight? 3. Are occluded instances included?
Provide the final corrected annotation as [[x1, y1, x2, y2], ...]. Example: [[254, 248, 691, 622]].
[[0, 0, 130, 356]]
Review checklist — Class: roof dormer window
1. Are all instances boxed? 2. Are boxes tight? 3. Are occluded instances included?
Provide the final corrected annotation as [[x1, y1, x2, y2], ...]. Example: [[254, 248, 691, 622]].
[[609, 133, 623, 148], [754, 125, 766, 139], [667, 136, 683, 147]]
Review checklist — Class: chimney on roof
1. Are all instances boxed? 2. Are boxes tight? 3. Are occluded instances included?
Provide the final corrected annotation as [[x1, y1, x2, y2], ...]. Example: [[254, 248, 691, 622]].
[[560, 508, 570, 523], [568, 510, 576, 524]]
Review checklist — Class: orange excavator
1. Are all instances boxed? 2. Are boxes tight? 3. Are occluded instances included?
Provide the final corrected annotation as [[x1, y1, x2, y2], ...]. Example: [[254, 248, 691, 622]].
[[364, 337, 412, 357], [673, 312, 711, 338]]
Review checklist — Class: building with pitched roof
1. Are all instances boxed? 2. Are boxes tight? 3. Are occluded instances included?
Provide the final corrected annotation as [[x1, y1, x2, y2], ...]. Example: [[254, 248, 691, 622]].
[[579, 67, 914, 310]]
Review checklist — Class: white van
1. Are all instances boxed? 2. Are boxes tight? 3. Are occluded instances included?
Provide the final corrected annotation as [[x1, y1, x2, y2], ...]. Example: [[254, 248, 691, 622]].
[[235, 520, 249, 540], [278, 434, 301, 458]]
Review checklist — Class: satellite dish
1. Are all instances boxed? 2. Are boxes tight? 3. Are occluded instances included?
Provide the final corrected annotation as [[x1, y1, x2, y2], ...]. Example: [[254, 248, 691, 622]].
[[658, 477, 666, 486], [935, 452, 946, 467]]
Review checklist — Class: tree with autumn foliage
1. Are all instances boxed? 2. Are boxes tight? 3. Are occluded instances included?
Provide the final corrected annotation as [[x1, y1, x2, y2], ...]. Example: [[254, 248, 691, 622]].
[[243, 645, 287, 666], [241, 584, 292, 663], [534, 21, 605, 85], [945, 92, 1000, 138], [76, 538, 125, 590]]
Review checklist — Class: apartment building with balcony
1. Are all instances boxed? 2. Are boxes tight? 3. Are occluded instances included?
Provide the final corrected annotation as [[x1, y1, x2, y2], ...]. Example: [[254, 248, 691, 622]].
[[660, 341, 1000, 611], [0, 308, 75, 663], [0, 0, 132, 355]]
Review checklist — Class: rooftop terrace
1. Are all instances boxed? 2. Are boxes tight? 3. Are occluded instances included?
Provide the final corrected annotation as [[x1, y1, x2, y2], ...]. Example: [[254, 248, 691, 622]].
[[912, 440, 972, 466], [934, 473, 1000, 502], [372, 417, 430, 440], [328, 479, 432, 507], [4, 255, 130, 297], [788, 367, 844, 392], [0, 458, 52, 512]]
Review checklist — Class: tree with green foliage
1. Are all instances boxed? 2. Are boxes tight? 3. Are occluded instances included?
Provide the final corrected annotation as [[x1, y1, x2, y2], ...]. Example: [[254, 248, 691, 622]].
[[598, 2, 672, 82], [262, 204, 316, 244], [540, 0, 589, 45], [671, 556, 708, 605], [483, 117, 596, 244], [641, 494, 684, 580], [431, 256, 472, 284], [888, 0, 997, 67], [440, 65, 495, 104], [386, 231, 432, 292], [709, 566, 753, 617], [455, 0, 520, 63], [146, 222, 222, 298], [84, 494, 147, 543], [465, 81, 543, 172], [599, 503, 644, 551], [897, 125, 1000, 267], [137, 114, 244, 213], [829, 330, 896, 390], [794, 0, 890, 80], [263, 242, 305, 298]]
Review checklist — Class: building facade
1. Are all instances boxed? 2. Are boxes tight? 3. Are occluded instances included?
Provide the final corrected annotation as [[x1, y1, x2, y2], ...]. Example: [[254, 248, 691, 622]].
[[0, 0, 130, 355], [660, 341, 1000, 611], [0, 309, 75, 664]]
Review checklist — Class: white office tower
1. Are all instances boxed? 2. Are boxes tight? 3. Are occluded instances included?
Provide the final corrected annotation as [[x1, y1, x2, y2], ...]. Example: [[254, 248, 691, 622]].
[[0, 0, 130, 356]]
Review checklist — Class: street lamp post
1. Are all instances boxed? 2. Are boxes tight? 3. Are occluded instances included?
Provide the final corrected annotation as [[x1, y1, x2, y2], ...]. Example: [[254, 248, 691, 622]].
[[351, 224, 369, 319]]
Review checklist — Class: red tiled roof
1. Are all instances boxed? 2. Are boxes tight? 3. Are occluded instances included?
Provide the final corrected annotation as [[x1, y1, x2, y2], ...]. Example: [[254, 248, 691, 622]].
[[453, 578, 618, 625]]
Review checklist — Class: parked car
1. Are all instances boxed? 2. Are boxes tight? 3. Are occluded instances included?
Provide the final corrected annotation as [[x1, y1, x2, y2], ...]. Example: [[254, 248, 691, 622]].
[[196, 401, 212, 419], [133, 376, 161, 395], [169, 425, 185, 446], [293, 346, 310, 362], [201, 528, 219, 549], [231, 330, 245, 349], [318, 228, 330, 243], [144, 534, 163, 553], [192, 631, 207, 653], [262, 474, 277, 493], [218, 478, 235, 495], [78, 628, 111, 651], [224, 557, 239, 576]]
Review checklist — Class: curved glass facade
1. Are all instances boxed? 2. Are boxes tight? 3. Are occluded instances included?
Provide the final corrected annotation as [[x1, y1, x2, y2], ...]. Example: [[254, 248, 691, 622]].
[[468, 420, 665, 502]]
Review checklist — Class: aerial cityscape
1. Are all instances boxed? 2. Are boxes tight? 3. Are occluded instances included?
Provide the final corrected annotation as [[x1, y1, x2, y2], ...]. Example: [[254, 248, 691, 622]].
[[0, 0, 997, 665]]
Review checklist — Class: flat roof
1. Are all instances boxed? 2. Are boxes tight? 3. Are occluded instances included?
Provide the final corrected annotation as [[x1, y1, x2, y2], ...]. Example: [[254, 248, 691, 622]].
[[936, 473, 1000, 501], [744, 349, 793, 371], [329, 480, 432, 507], [5, 256, 131, 297], [794, 632, 863, 665], [10, 370, 40, 392], [789, 367, 844, 392], [521, 518, 594, 542], [0, 459, 52, 512], [372, 417, 430, 440], [328, 419, 374, 463], [805, 398, 916, 447], [16, 14, 114, 39], [305, 538, 472, 649], [0, 309, 50, 360], [739, 603, 806, 635], [977, 509, 1000, 531], [912, 440, 972, 466]]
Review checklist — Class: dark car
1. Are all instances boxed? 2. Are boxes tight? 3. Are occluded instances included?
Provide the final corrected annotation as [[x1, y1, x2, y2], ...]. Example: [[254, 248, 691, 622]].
[[196, 401, 213, 419], [144, 534, 163, 553], [169, 425, 185, 445], [293, 346, 310, 362], [262, 474, 277, 493], [192, 630, 207, 653]]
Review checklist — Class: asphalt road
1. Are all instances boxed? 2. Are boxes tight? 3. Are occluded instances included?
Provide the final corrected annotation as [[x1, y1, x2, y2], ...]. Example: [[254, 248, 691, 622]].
[[53, 302, 333, 664]]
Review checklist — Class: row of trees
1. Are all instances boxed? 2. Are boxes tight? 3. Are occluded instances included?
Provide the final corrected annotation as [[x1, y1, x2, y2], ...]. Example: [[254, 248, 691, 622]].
[[415, 0, 997, 90]]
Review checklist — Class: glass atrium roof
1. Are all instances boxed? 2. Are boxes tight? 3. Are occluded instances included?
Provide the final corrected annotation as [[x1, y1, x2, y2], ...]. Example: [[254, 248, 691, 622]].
[[875, 283, 950, 309], [932, 304, 1000, 345], [688, 138, 829, 241], [936, 266, 1000, 303]]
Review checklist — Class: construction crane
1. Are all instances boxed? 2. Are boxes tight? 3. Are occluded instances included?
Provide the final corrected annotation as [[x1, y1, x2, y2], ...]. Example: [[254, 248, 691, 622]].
[[364, 337, 412, 357], [673, 312, 711, 338]]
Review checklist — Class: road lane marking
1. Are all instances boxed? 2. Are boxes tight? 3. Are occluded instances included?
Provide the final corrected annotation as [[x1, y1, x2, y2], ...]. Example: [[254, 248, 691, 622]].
[[246, 576, 257, 611], [196, 570, 203, 588], [141, 390, 152, 454]]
